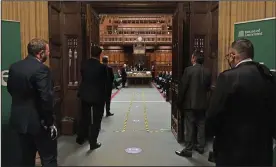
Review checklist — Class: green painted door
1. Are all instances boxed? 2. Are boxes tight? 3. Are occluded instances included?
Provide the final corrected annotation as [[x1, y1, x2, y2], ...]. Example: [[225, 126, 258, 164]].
[[1, 20, 22, 166], [1, 20, 21, 124]]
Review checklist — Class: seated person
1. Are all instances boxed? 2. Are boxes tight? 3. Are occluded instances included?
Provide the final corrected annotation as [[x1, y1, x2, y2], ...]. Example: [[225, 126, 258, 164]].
[[157, 71, 166, 89], [161, 71, 171, 94], [161, 71, 172, 94], [155, 71, 161, 83], [113, 73, 122, 89]]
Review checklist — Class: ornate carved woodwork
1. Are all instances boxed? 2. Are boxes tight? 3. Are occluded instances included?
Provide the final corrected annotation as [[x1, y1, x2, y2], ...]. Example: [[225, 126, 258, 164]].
[[48, 2, 84, 135], [171, 2, 189, 143], [67, 37, 79, 87], [48, 2, 63, 132], [100, 14, 172, 45], [193, 35, 205, 53]]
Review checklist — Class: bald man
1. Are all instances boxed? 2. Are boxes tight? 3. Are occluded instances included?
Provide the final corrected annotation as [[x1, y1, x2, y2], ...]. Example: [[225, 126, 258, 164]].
[[121, 64, 127, 88]]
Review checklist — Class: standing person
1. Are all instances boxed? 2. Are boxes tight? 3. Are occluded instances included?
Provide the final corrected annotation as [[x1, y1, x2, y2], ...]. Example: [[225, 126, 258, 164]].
[[7, 38, 58, 167], [175, 50, 212, 157], [121, 64, 127, 88], [102, 56, 114, 117], [76, 45, 108, 150], [206, 38, 276, 166], [151, 63, 155, 81]]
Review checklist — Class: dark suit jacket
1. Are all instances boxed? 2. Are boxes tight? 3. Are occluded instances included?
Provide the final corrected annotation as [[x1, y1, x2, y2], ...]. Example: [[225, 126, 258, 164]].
[[121, 67, 127, 79], [177, 64, 212, 110], [106, 65, 114, 92], [206, 61, 276, 166], [7, 56, 54, 135], [78, 58, 108, 105]]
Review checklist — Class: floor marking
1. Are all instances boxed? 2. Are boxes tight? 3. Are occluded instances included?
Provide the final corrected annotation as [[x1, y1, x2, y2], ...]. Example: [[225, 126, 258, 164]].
[[113, 129, 171, 133], [121, 92, 135, 132], [142, 92, 150, 132], [112, 101, 166, 103], [111, 88, 121, 100], [125, 147, 142, 154]]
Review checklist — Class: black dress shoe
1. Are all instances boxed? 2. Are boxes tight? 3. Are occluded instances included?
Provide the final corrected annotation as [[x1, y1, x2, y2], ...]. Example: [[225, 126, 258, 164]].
[[76, 137, 86, 145], [175, 150, 192, 157], [106, 112, 114, 117], [90, 142, 101, 150], [208, 151, 215, 162]]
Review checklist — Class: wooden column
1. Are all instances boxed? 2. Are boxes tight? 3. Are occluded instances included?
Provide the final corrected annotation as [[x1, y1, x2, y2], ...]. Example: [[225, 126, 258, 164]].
[[171, 2, 190, 143], [87, 4, 100, 59], [48, 2, 85, 135]]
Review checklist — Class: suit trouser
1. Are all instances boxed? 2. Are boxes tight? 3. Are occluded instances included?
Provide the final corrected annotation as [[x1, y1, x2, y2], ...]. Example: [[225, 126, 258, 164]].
[[105, 90, 112, 113], [78, 100, 104, 145], [184, 110, 206, 150], [122, 77, 126, 87], [17, 129, 57, 167]]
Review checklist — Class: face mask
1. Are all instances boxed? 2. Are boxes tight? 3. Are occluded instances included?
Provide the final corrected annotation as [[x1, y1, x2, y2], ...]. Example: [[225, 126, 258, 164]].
[[227, 59, 233, 69], [39, 51, 47, 63], [226, 54, 235, 69]]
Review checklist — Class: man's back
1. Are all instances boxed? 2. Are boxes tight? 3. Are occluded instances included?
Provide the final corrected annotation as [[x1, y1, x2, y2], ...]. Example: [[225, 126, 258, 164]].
[[79, 58, 107, 104], [7, 56, 53, 135], [121, 67, 127, 77], [179, 64, 211, 110], [208, 62, 275, 165]]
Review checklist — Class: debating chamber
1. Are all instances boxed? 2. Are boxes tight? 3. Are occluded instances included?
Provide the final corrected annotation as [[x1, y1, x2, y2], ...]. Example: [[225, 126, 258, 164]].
[[1, 1, 276, 166]]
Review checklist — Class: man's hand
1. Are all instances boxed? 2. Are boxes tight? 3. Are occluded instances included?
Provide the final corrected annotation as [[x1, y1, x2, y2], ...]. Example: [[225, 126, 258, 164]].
[[49, 125, 58, 140], [41, 120, 58, 140]]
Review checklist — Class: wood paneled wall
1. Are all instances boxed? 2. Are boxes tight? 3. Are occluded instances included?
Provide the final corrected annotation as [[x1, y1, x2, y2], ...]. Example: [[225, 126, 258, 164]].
[[101, 50, 126, 65], [218, 1, 276, 73], [148, 50, 172, 73], [2, 1, 49, 65]]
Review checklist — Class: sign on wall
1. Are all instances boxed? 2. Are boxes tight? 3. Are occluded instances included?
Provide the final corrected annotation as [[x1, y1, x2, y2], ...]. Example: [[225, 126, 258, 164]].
[[1, 20, 22, 124], [234, 17, 276, 71]]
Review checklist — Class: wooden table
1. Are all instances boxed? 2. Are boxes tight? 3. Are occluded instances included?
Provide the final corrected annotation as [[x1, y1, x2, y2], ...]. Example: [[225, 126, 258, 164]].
[[127, 76, 152, 87]]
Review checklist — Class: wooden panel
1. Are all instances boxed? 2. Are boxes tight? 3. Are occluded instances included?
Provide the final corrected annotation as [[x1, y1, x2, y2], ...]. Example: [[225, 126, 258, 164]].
[[119, 53, 124, 62], [171, 2, 190, 143], [218, 1, 276, 73], [45, 2, 84, 135], [48, 2, 63, 131], [101, 50, 125, 65], [2, 1, 49, 64]]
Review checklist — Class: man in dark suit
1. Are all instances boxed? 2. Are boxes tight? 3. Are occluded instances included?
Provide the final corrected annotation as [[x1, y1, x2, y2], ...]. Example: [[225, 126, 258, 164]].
[[102, 56, 114, 117], [206, 38, 276, 166], [121, 64, 127, 87], [7, 38, 58, 167], [175, 50, 212, 157], [76, 45, 108, 150]]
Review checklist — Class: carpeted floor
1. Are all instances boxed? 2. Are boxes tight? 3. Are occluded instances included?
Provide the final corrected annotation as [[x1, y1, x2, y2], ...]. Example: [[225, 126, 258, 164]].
[[57, 86, 214, 166]]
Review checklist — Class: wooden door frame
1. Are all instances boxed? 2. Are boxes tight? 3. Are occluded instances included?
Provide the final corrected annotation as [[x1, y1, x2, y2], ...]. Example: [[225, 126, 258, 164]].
[[48, 1, 64, 132]]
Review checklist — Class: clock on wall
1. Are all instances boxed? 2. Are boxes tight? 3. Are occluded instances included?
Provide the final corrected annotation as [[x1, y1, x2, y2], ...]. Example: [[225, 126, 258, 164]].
[[137, 36, 143, 42]]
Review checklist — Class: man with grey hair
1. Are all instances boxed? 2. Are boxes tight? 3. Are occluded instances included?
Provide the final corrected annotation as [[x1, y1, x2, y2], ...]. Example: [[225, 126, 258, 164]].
[[102, 56, 114, 117], [121, 64, 127, 87], [7, 38, 57, 167], [206, 38, 276, 166]]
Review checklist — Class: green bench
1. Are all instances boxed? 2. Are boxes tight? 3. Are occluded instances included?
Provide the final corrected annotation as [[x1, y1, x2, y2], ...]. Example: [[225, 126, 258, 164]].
[[113, 74, 122, 88]]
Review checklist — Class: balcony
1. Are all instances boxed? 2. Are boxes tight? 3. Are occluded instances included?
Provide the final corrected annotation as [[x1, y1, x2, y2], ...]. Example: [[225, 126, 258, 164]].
[[100, 29, 172, 45]]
